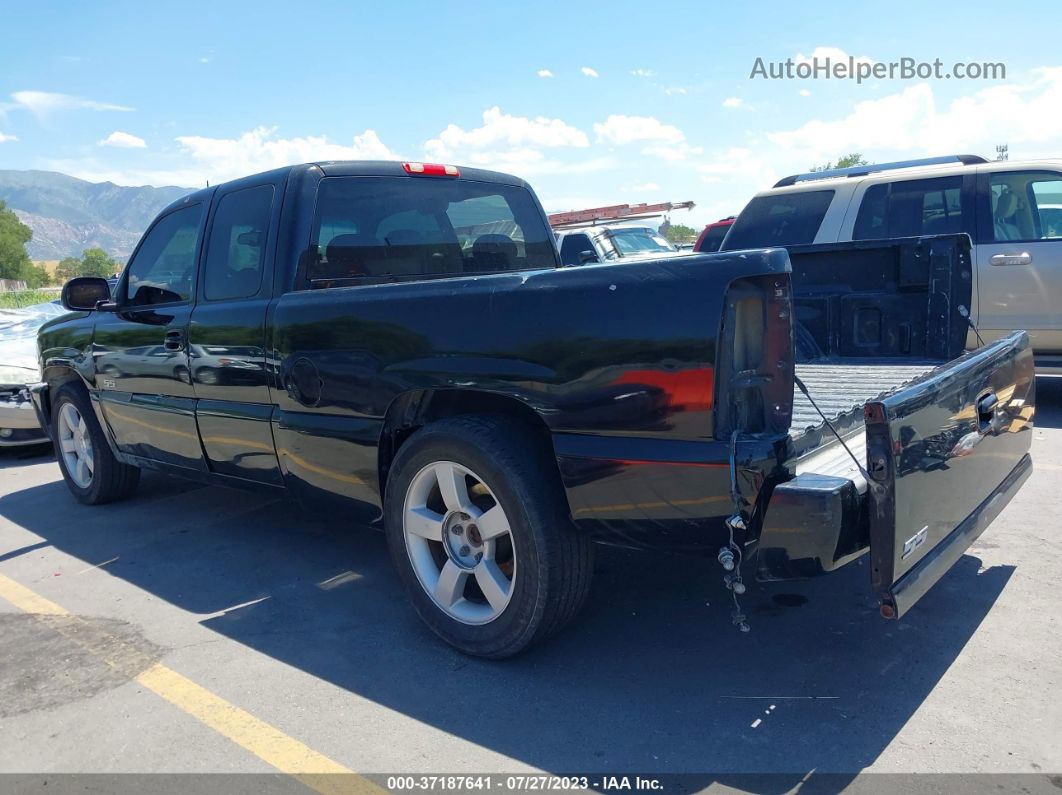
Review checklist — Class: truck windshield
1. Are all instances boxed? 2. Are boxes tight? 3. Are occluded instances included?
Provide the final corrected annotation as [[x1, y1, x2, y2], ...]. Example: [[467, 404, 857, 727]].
[[605, 228, 675, 257], [307, 176, 557, 284]]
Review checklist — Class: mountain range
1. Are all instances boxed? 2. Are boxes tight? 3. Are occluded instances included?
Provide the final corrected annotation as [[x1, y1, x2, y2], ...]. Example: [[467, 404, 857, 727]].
[[0, 170, 192, 262]]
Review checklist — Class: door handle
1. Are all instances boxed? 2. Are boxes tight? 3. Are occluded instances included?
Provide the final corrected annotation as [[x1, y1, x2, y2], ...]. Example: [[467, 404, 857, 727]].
[[164, 329, 185, 352], [990, 252, 1032, 266]]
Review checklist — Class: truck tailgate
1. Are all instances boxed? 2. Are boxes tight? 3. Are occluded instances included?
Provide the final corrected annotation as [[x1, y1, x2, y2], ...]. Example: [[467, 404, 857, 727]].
[[864, 330, 1035, 618]]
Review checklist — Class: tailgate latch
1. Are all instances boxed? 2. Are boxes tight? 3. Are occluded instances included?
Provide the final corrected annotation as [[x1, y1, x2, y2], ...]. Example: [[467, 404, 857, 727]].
[[977, 391, 999, 434]]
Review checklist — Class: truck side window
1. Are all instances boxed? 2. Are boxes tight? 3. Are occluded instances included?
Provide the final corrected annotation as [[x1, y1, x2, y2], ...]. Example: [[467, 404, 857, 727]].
[[125, 204, 203, 306], [986, 171, 1062, 241], [306, 176, 556, 285], [853, 177, 963, 240], [722, 190, 833, 250], [559, 234, 594, 265], [203, 185, 274, 300]]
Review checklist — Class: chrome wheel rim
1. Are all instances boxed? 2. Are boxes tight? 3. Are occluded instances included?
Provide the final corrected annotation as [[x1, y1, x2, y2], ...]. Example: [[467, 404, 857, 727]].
[[58, 402, 94, 489], [403, 461, 516, 625]]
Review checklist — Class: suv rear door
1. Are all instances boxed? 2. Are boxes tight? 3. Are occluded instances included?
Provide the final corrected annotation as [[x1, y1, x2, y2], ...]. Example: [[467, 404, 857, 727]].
[[974, 165, 1062, 354]]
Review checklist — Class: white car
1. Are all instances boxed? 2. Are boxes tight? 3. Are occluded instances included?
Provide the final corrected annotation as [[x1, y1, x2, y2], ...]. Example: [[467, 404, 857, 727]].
[[555, 224, 685, 266], [0, 301, 66, 447], [722, 154, 1062, 372]]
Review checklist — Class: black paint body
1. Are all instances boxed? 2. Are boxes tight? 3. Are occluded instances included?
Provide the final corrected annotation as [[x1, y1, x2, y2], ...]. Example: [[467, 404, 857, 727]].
[[34, 162, 1035, 615]]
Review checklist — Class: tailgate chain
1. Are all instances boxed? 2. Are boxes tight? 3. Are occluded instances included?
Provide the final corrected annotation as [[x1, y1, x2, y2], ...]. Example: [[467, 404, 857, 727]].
[[722, 430, 751, 633]]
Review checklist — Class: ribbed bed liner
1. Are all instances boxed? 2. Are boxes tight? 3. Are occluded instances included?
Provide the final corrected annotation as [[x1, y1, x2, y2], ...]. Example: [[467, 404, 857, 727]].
[[790, 360, 939, 438]]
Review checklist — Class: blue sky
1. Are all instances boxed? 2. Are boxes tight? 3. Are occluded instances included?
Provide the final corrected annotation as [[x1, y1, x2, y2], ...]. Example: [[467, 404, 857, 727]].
[[2, 0, 1061, 225]]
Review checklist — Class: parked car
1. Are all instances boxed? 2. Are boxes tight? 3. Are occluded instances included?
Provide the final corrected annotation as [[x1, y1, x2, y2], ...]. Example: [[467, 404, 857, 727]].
[[0, 301, 66, 447], [556, 224, 683, 265], [721, 153, 1062, 373], [34, 161, 1033, 658], [693, 216, 735, 253]]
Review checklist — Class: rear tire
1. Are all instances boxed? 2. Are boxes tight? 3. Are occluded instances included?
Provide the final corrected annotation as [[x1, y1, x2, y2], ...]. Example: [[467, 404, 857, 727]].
[[384, 415, 593, 658], [51, 383, 140, 505]]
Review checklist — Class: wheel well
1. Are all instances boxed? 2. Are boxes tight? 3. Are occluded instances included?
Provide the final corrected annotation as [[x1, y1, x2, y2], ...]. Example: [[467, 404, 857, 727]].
[[42, 365, 85, 406], [379, 389, 568, 513]]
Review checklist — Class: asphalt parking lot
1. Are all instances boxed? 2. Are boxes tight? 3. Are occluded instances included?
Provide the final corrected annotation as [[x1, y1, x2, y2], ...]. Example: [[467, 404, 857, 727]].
[[1, 380, 1060, 791]]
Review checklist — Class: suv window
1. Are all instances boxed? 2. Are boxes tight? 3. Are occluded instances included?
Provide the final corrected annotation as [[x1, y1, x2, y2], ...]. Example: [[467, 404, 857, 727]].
[[203, 185, 274, 300], [307, 177, 556, 284], [125, 204, 203, 305], [986, 171, 1062, 242], [853, 176, 964, 240], [722, 190, 833, 250], [559, 233, 595, 265]]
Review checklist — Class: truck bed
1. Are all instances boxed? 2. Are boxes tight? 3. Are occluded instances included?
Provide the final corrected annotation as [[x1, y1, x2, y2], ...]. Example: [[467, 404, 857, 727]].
[[790, 360, 938, 438]]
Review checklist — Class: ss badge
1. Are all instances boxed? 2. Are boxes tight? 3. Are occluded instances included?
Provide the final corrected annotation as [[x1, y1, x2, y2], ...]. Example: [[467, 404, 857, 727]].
[[101, 378, 116, 389], [901, 526, 929, 559]]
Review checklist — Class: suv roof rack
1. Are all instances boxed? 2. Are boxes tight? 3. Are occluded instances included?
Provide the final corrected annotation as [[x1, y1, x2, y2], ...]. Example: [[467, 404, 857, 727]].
[[772, 154, 989, 188]]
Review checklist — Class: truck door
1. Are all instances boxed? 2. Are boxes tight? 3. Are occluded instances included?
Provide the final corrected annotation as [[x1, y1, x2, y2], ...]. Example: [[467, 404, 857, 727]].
[[975, 167, 1062, 356], [94, 202, 207, 470], [188, 179, 283, 484]]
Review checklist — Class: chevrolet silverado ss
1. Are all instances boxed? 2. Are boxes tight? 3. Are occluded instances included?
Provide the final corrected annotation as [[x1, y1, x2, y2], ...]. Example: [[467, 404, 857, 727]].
[[33, 161, 1034, 657]]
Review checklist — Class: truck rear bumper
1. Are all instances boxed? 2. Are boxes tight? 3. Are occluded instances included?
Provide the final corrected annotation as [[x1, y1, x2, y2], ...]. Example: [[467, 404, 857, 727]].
[[881, 452, 1030, 618]]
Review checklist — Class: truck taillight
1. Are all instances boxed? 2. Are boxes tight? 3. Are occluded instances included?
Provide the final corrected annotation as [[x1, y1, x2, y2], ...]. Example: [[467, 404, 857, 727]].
[[715, 274, 794, 437], [403, 162, 460, 177]]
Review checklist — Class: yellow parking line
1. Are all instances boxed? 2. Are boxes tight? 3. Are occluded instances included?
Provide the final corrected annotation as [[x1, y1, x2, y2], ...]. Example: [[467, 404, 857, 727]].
[[0, 574, 380, 795], [0, 573, 68, 615]]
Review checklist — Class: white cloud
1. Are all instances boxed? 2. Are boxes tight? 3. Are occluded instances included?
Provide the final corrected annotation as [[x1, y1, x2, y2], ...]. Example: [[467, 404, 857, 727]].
[[5, 90, 133, 116], [581, 66, 599, 78], [722, 96, 744, 108], [0, 132, 16, 143], [98, 130, 146, 149], [664, 87, 688, 96], [171, 126, 396, 183], [799, 89, 811, 97], [643, 142, 704, 161], [593, 114, 685, 145], [630, 69, 655, 78], [423, 107, 598, 176], [795, 46, 874, 66], [629, 181, 660, 191], [594, 115, 702, 161], [537, 69, 554, 78], [765, 68, 1062, 160]]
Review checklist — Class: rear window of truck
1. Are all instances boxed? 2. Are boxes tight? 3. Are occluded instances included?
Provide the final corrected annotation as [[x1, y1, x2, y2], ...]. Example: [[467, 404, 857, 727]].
[[305, 176, 557, 285], [721, 190, 834, 250]]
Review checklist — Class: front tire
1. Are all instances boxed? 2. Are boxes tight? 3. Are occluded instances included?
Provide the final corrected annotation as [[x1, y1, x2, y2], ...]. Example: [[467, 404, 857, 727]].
[[384, 415, 593, 658], [51, 384, 140, 505]]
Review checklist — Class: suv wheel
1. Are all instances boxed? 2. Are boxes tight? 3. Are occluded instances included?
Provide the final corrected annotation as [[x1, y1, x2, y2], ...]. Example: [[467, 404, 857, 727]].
[[52, 384, 140, 505], [384, 415, 593, 658]]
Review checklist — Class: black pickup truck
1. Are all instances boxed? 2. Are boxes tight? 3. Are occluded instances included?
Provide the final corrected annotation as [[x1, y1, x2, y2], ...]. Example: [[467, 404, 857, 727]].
[[34, 161, 1034, 657]]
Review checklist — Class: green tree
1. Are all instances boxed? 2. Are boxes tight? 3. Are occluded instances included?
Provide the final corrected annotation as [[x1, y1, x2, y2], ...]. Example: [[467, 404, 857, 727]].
[[663, 223, 698, 245], [0, 200, 33, 281], [809, 153, 869, 172], [55, 247, 117, 282], [17, 260, 50, 288], [79, 247, 116, 278], [56, 256, 82, 283]]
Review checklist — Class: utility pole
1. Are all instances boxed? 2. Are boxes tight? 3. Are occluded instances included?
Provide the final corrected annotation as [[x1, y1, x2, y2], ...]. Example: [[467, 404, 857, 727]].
[[995, 144, 1009, 161]]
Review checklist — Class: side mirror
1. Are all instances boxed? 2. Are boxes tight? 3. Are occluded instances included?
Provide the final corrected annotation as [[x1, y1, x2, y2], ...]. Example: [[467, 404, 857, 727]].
[[61, 277, 115, 311], [578, 250, 599, 264]]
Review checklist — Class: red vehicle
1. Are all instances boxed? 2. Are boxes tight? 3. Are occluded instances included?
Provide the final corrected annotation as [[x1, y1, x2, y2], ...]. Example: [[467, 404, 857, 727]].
[[694, 216, 736, 252]]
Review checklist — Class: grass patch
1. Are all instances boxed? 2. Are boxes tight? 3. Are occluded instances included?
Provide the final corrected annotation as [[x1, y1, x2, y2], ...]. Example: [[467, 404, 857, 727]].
[[0, 289, 60, 309]]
